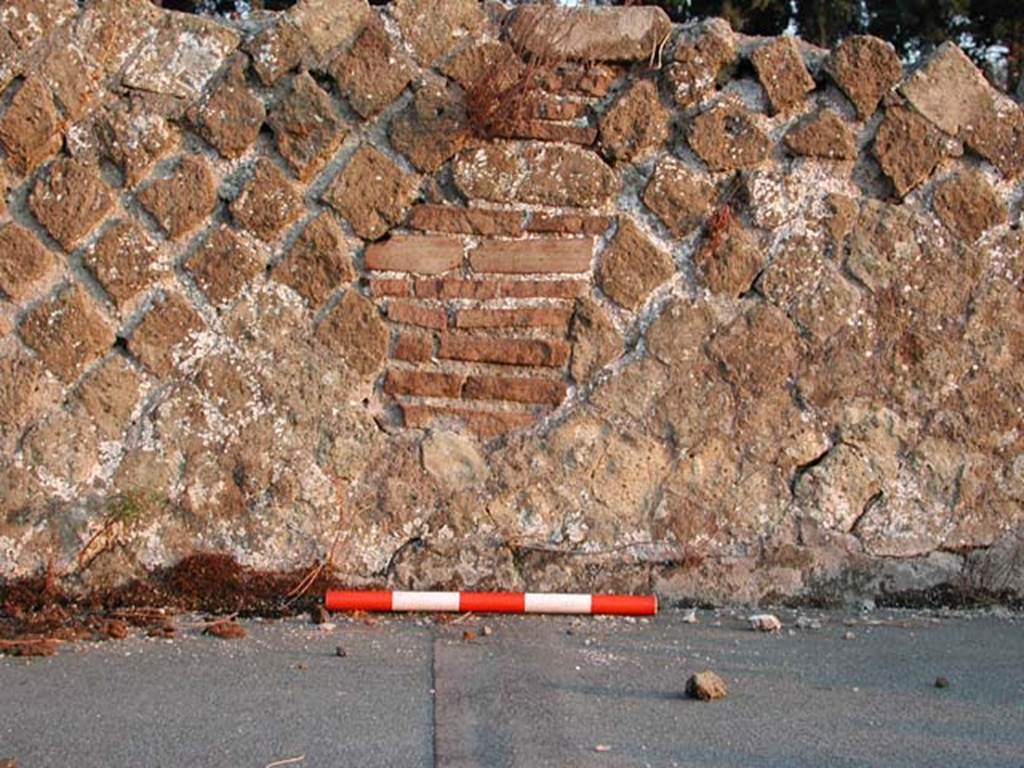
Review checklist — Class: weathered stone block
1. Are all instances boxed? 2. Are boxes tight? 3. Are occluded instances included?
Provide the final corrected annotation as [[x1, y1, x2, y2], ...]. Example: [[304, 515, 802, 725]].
[[693, 221, 763, 296], [642, 157, 713, 237], [932, 172, 1007, 242], [323, 145, 419, 240], [0, 77, 62, 175], [315, 289, 388, 376], [329, 18, 412, 118], [826, 35, 902, 119], [271, 213, 354, 307], [665, 20, 737, 109], [230, 159, 304, 242], [598, 79, 671, 162], [29, 159, 115, 251], [98, 101, 178, 188], [0, 0, 77, 50], [246, 20, 305, 86], [402, 404, 537, 439], [365, 235, 463, 274], [185, 226, 263, 306], [74, 354, 144, 439], [453, 142, 617, 208], [750, 37, 816, 114], [408, 205, 525, 238], [569, 297, 621, 382], [137, 155, 217, 240], [470, 239, 593, 274], [84, 220, 165, 307], [0, 353, 45, 443], [189, 55, 265, 160], [507, 5, 671, 62], [268, 72, 348, 182], [128, 293, 205, 378], [784, 109, 857, 160], [688, 103, 770, 171], [599, 219, 674, 309], [389, 79, 469, 173], [0, 223, 55, 301], [287, 0, 371, 61], [19, 285, 114, 383], [707, 303, 800, 394], [873, 106, 945, 197], [392, 0, 485, 66]]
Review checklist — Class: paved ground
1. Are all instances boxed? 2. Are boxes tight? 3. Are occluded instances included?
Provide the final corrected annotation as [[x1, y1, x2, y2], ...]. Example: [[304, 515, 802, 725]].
[[1, 608, 1022, 767]]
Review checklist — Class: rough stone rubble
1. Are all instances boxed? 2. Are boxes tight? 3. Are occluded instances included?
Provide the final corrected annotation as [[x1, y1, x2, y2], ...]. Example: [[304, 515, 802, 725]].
[[0, 0, 1022, 603]]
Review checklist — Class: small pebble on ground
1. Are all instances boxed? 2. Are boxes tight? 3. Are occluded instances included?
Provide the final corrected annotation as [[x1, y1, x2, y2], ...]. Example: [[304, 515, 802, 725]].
[[686, 670, 728, 701]]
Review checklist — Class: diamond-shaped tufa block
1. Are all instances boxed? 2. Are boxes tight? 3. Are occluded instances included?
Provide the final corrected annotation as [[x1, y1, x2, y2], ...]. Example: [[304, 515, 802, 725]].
[[189, 55, 266, 160], [0, 76, 63, 175], [267, 72, 347, 181], [18, 284, 115, 383], [184, 225, 263, 307], [73, 353, 144, 439], [323, 145, 419, 240], [29, 159, 116, 251], [0, 222, 56, 302], [229, 159, 304, 242], [329, 18, 413, 119], [137, 155, 218, 240], [99, 101, 179, 188], [127, 293, 205, 378], [271, 213, 354, 307], [83, 219, 166, 308]]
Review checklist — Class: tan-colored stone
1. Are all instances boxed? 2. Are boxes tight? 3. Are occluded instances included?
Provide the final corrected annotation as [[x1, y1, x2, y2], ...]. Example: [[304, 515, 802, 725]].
[[287, 0, 372, 61], [128, 293, 205, 378], [507, 5, 671, 62], [826, 35, 902, 119], [642, 157, 714, 237], [28, 159, 115, 251], [137, 155, 217, 240], [0, 78, 61, 174], [932, 172, 1007, 242], [315, 289, 388, 376], [688, 103, 770, 171], [19, 285, 114, 383], [0, 0, 77, 50], [0, 353, 45, 444], [402, 404, 538, 439], [569, 297, 621, 382], [687, 671, 727, 700], [470, 239, 593, 274], [323, 145, 419, 240], [453, 142, 617, 208], [599, 219, 674, 309], [230, 159, 304, 242], [900, 43, 992, 137], [389, 78, 469, 173], [421, 430, 488, 490], [189, 55, 265, 160], [246, 20, 305, 86], [751, 37, 815, 114], [271, 214, 354, 307], [392, 0, 485, 66], [185, 226, 263, 307], [268, 72, 348, 182], [329, 17, 412, 118], [39, 38, 101, 121], [84, 220, 165, 308], [365, 235, 463, 275], [784, 109, 857, 160], [22, 409, 99, 488], [707, 303, 800, 394], [598, 79, 671, 162], [74, 354, 144, 439], [873, 106, 945, 197], [98, 100, 178, 187], [0, 223, 55, 301], [665, 20, 737, 109], [693, 221, 763, 296]]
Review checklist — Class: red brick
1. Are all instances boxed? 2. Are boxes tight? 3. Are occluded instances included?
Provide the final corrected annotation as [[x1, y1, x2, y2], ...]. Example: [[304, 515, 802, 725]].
[[368, 278, 411, 297], [387, 301, 448, 330], [463, 375, 567, 406], [414, 278, 588, 300], [470, 238, 593, 274], [393, 333, 434, 362], [365, 235, 463, 274], [455, 307, 573, 329], [384, 369, 464, 398], [527, 213, 613, 236], [499, 121, 598, 145], [407, 205, 525, 237], [401, 404, 539, 438], [438, 334, 570, 367]]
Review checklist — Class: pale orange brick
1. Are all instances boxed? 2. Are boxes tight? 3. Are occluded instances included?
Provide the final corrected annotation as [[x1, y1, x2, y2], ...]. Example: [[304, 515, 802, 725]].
[[463, 375, 567, 406], [368, 278, 411, 297], [401, 404, 539, 438], [393, 333, 434, 362], [527, 213, 612, 236], [384, 369, 464, 398], [387, 301, 448, 330], [365, 234, 463, 274], [438, 334, 570, 367], [407, 204, 525, 237], [414, 278, 589, 300], [455, 306, 573, 329], [470, 238, 593, 274]]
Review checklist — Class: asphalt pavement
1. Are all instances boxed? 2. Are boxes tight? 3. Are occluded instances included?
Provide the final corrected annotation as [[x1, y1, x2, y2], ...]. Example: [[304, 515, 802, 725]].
[[1, 608, 1022, 767]]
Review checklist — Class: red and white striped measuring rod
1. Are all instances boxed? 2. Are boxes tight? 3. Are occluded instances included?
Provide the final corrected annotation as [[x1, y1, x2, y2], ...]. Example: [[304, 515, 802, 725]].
[[325, 590, 658, 616]]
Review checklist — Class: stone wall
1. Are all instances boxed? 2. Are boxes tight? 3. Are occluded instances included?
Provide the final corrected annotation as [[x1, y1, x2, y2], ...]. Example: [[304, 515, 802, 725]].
[[1, 0, 1022, 603]]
